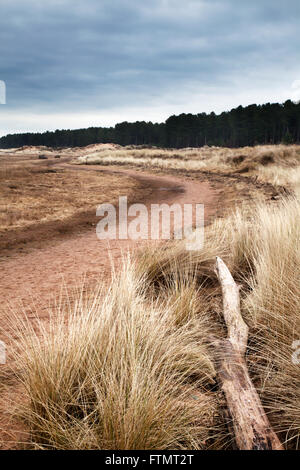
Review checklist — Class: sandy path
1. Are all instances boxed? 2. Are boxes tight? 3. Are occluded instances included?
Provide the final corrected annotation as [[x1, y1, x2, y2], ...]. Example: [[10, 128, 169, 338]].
[[0, 167, 218, 316], [0, 167, 219, 448]]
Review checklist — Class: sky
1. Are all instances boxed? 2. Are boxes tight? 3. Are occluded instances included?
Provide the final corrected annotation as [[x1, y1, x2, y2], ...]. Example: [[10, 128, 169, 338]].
[[0, 0, 300, 136]]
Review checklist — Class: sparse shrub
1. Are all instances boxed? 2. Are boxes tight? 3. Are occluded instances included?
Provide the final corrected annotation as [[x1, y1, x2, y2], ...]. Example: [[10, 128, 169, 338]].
[[232, 155, 247, 165], [259, 153, 275, 165]]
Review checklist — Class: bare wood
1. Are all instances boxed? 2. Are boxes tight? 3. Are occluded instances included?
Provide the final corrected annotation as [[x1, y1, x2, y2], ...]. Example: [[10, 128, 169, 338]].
[[214, 257, 283, 450], [215, 257, 248, 355]]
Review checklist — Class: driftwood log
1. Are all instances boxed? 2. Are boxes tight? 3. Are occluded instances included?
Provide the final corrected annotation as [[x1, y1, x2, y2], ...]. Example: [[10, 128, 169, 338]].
[[214, 257, 283, 450]]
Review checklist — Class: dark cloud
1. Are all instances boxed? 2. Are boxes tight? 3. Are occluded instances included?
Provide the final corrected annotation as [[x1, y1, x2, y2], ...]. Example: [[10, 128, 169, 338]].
[[0, 0, 300, 134]]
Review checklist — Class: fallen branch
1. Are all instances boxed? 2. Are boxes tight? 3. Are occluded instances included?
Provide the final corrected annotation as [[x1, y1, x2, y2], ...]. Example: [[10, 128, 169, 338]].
[[214, 256, 283, 450]]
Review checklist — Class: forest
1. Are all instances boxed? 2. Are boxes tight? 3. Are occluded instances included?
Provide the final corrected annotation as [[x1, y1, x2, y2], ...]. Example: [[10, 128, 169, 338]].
[[1, 100, 299, 149]]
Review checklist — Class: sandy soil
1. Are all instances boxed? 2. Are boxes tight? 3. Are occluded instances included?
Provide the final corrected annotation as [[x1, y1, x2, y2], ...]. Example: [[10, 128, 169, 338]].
[[0, 165, 219, 449], [0, 167, 218, 312]]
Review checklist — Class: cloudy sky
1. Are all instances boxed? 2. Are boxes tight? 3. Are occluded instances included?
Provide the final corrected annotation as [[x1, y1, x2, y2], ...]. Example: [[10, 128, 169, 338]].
[[0, 0, 300, 136]]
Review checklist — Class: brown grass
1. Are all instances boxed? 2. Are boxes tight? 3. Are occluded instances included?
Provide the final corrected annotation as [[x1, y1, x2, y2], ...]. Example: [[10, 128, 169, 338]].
[[2, 144, 300, 449], [78, 144, 300, 192], [242, 198, 300, 447], [0, 151, 144, 252], [137, 197, 300, 448], [9, 260, 221, 450], [12, 195, 299, 449], [0, 166, 136, 234]]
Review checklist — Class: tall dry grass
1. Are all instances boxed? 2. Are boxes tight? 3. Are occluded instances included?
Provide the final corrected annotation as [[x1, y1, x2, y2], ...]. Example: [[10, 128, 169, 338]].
[[130, 197, 300, 448], [11, 260, 220, 450], [77, 144, 300, 189], [7, 143, 299, 449], [243, 198, 300, 447], [13, 195, 299, 449]]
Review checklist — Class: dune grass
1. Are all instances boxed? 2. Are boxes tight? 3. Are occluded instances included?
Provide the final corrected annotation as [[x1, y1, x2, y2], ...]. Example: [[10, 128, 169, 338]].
[[11, 193, 299, 450], [12, 260, 221, 450], [77, 144, 300, 188], [5, 143, 299, 449], [243, 198, 300, 447], [136, 197, 300, 449]]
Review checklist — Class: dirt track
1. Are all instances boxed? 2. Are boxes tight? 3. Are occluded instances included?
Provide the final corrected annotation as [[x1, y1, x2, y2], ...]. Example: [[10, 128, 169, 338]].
[[0, 167, 218, 316], [0, 166, 219, 449]]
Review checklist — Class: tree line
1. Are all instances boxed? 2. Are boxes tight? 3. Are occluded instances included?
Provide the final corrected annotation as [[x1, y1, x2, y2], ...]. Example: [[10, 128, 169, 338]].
[[1, 100, 299, 149]]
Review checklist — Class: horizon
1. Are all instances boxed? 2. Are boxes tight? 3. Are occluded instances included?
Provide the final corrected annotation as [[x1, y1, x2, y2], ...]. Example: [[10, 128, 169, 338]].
[[1, 1, 300, 137], [0, 97, 299, 139]]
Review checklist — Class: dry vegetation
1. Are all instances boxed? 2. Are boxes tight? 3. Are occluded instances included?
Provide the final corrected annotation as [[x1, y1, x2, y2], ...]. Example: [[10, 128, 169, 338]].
[[0, 153, 145, 253], [0, 163, 137, 233], [2, 144, 300, 449], [11, 262, 221, 450], [11, 195, 300, 449], [78, 143, 300, 192]]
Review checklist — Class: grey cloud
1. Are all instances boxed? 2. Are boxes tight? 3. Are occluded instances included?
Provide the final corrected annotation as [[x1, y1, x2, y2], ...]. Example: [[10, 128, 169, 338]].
[[0, 0, 299, 130]]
